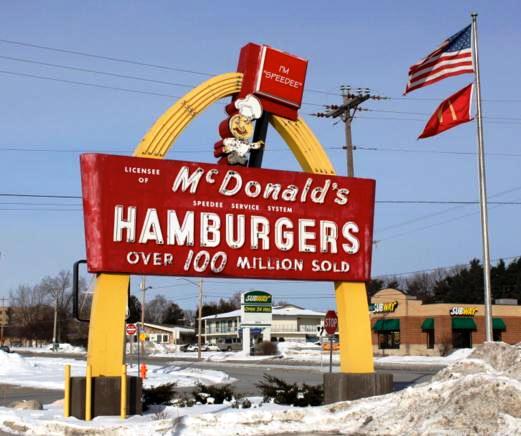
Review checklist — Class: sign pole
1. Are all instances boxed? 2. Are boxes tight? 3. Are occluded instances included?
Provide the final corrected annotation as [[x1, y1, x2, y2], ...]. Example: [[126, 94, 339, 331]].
[[329, 335, 333, 373], [136, 324, 140, 374], [471, 13, 493, 342]]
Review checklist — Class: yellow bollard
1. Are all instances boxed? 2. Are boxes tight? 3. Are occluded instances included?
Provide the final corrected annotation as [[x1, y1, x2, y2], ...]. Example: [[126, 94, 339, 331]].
[[64, 364, 71, 418], [120, 364, 127, 419], [85, 365, 92, 421]]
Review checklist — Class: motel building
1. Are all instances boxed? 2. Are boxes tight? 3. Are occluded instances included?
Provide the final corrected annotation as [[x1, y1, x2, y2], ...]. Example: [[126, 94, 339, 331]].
[[202, 303, 325, 344], [370, 288, 521, 355]]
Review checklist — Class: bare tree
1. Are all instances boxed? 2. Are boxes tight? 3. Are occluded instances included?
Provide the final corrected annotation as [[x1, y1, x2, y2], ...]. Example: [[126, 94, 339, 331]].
[[145, 295, 169, 324], [37, 270, 72, 345]]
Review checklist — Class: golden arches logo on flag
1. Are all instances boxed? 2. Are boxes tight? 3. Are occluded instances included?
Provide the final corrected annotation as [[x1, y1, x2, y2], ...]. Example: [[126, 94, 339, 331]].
[[418, 83, 474, 139]]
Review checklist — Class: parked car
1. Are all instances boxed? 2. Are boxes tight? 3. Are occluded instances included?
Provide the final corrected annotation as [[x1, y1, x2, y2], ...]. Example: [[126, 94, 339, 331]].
[[217, 337, 242, 352], [184, 344, 209, 352], [179, 344, 191, 352], [0, 345, 11, 353]]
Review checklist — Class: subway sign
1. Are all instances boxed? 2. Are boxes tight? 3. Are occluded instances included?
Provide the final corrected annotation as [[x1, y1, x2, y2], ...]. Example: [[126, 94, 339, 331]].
[[80, 154, 375, 281], [449, 307, 478, 316], [369, 301, 398, 314], [241, 291, 272, 326]]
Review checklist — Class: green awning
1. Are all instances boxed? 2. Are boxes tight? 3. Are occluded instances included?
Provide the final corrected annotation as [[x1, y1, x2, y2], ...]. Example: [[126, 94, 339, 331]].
[[421, 318, 434, 330], [493, 318, 506, 330], [373, 319, 400, 332], [452, 318, 477, 330]]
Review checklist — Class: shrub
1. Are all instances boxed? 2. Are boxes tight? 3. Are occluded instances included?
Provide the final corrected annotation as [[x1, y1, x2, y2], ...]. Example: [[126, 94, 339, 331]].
[[142, 383, 177, 411], [192, 383, 235, 405], [255, 374, 323, 407], [255, 341, 278, 356]]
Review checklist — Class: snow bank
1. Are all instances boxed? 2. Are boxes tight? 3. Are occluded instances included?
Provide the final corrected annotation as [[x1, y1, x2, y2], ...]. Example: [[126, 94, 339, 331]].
[[0, 353, 235, 391], [183, 342, 521, 435], [147, 365, 236, 387], [13, 343, 86, 354], [276, 341, 340, 364], [0, 350, 35, 372], [1, 343, 520, 435], [375, 347, 473, 366]]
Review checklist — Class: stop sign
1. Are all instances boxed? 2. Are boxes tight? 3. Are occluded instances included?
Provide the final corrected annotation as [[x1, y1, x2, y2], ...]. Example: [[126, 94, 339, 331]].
[[126, 323, 137, 335], [324, 310, 338, 335]]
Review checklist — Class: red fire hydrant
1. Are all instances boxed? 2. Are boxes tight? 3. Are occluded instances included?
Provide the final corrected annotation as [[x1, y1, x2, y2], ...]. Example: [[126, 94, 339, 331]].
[[140, 363, 148, 379]]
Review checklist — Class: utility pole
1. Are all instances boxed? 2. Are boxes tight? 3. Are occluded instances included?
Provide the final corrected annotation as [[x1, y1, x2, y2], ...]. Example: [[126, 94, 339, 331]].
[[197, 278, 204, 361], [313, 86, 388, 177], [0, 297, 8, 346], [52, 293, 59, 351]]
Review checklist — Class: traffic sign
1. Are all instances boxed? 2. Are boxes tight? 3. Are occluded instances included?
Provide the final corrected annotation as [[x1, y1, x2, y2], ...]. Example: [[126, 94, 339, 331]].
[[324, 310, 338, 335], [139, 332, 147, 342], [126, 323, 137, 335]]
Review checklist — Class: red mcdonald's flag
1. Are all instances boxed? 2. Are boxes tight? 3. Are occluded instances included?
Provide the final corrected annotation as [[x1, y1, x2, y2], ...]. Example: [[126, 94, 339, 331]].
[[418, 83, 474, 139]]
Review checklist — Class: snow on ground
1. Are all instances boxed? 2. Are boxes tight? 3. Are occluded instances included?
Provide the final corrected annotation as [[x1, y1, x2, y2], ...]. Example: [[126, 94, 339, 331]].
[[276, 341, 340, 364], [0, 351, 235, 391], [2, 342, 520, 435], [375, 347, 474, 366], [12, 343, 86, 355], [149, 348, 274, 363], [150, 341, 475, 367]]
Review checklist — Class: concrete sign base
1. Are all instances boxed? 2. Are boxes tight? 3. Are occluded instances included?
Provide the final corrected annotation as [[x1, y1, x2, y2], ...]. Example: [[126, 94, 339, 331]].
[[69, 376, 142, 419], [323, 373, 393, 404]]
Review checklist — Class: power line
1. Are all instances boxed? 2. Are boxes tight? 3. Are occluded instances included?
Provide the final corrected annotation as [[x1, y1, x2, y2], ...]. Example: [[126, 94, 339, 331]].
[[2, 143, 521, 159], [0, 69, 183, 99], [374, 254, 520, 279], [0, 38, 214, 77], [376, 185, 521, 234], [354, 145, 521, 158], [0, 68, 324, 108], [2, 192, 520, 206], [4, 37, 521, 106], [0, 55, 197, 89]]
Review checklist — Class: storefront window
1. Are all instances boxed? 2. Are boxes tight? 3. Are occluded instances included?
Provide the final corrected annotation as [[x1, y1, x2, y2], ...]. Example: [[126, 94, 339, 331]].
[[493, 330, 502, 341], [378, 331, 400, 349]]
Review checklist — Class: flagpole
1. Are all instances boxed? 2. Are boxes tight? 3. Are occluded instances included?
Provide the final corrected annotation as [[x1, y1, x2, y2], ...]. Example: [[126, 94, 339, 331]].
[[471, 13, 493, 342]]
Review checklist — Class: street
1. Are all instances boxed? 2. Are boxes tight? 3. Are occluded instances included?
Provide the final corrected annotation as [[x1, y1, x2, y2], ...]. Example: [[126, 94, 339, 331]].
[[0, 351, 438, 406]]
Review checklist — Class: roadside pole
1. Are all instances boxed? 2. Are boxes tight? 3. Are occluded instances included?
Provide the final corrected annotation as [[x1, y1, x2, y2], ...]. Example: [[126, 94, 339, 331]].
[[329, 335, 333, 373]]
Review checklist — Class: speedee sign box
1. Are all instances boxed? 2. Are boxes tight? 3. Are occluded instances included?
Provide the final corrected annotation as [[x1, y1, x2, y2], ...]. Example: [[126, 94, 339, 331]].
[[80, 154, 375, 282]]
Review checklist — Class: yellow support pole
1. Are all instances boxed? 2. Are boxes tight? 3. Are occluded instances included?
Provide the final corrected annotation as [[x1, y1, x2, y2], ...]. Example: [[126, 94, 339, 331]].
[[64, 364, 71, 418], [85, 365, 92, 421], [120, 364, 127, 419], [86, 274, 129, 377], [335, 282, 374, 373]]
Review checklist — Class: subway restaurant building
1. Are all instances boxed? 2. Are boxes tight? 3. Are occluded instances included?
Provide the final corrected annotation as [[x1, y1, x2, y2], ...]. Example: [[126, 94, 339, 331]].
[[370, 288, 521, 355]]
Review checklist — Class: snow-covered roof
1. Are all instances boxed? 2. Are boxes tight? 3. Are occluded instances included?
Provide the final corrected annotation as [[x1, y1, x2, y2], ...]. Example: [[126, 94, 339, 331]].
[[143, 323, 195, 333], [202, 304, 324, 320]]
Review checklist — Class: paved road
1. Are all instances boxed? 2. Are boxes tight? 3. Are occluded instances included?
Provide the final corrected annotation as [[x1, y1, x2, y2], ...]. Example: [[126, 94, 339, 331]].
[[0, 384, 62, 407], [2, 351, 438, 405]]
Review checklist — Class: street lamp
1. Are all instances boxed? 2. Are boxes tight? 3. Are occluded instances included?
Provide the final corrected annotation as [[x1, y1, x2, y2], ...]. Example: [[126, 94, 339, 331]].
[[176, 277, 204, 361]]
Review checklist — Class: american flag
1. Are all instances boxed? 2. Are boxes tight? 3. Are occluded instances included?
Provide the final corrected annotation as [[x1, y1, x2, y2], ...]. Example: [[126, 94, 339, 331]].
[[405, 25, 474, 94]]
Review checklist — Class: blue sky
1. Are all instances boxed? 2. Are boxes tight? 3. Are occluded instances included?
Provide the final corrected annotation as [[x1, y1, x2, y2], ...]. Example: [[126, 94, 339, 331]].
[[1, 1, 520, 311]]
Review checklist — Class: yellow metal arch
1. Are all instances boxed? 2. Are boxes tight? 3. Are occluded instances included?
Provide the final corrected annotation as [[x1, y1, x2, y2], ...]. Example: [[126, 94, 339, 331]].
[[87, 73, 374, 376]]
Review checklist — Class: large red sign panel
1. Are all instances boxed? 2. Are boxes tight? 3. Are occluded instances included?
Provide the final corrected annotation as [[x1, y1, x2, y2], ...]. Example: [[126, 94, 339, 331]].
[[254, 45, 307, 108], [80, 154, 375, 282], [237, 43, 308, 120]]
